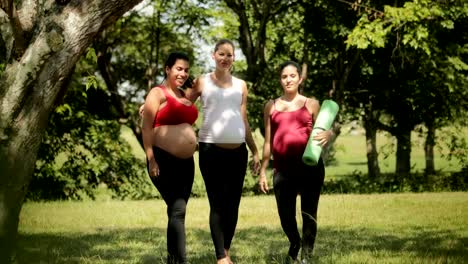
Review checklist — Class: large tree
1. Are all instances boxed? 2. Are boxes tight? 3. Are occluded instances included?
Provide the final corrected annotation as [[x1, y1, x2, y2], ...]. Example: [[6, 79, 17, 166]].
[[0, 0, 143, 262], [347, 0, 468, 177]]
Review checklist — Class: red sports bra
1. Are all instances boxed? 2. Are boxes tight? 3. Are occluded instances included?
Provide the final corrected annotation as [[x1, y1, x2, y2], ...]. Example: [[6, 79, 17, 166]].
[[153, 86, 198, 127]]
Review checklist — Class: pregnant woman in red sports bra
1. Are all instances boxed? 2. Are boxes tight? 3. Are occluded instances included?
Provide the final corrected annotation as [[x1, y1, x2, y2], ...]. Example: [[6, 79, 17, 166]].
[[141, 52, 198, 264]]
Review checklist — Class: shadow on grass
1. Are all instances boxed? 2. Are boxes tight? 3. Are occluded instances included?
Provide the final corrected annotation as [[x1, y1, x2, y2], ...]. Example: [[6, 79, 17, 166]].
[[344, 161, 367, 166], [17, 226, 467, 263], [316, 227, 467, 258], [17, 227, 168, 264]]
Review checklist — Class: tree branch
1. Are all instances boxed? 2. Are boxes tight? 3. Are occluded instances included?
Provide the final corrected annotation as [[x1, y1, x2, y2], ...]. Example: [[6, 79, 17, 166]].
[[224, 0, 254, 65], [0, 0, 13, 15], [1, 0, 27, 57], [337, 0, 385, 17]]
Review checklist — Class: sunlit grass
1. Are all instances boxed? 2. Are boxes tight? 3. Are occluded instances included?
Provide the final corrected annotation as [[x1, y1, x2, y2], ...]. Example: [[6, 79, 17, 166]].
[[319, 125, 465, 178], [18, 192, 468, 263]]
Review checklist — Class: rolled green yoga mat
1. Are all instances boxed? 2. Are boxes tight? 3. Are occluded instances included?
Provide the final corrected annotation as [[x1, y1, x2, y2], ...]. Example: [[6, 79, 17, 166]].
[[302, 99, 339, 166]]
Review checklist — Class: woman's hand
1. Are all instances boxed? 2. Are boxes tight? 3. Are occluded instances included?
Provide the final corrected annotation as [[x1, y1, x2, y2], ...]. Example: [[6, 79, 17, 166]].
[[251, 154, 261, 175], [258, 172, 269, 194], [148, 158, 160, 178], [139, 104, 145, 117], [313, 129, 334, 147]]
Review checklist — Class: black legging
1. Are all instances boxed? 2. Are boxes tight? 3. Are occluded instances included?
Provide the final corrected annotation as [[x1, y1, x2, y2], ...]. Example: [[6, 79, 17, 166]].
[[198, 142, 248, 260], [273, 158, 325, 260], [148, 146, 194, 264]]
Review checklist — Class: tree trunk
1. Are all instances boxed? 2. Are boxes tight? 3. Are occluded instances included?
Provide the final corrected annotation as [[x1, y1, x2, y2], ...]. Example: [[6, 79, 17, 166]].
[[363, 97, 381, 179], [424, 121, 436, 175], [0, 1, 143, 262], [395, 129, 412, 179], [364, 119, 380, 179]]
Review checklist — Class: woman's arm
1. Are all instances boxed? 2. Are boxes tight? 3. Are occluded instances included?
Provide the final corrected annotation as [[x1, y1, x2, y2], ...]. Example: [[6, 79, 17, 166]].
[[142, 88, 162, 177], [259, 100, 274, 193], [307, 98, 334, 146], [185, 76, 203, 103], [240, 80, 260, 174]]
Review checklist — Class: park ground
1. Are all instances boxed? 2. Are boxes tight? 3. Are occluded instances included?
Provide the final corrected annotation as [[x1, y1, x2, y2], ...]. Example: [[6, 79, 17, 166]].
[[18, 192, 467, 264]]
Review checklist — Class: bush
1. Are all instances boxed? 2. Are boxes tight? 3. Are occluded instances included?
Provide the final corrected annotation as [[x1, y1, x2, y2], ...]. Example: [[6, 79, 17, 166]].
[[321, 169, 468, 194], [28, 119, 155, 201]]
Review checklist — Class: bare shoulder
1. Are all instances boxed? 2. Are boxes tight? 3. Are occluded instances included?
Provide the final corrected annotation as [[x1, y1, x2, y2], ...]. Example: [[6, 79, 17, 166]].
[[147, 86, 164, 100], [144, 87, 164, 112], [264, 99, 274, 109], [305, 96, 320, 114], [306, 96, 320, 107], [193, 75, 205, 90], [264, 99, 275, 114], [235, 76, 246, 85], [234, 76, 248, 92]]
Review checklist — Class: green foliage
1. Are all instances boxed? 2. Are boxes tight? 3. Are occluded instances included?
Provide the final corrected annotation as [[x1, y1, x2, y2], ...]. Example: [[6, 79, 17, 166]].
[[246, 94, 267, 133], [29, 64, 154, 201], [0, 30, 6, 75], [30, 114, 154, 200], [85, 47, 98, 64], [441, 124, 468, 168], [322, 170, 467, 194], [208, 7, 238, 41], [85, 75, 99, 91], [346, 0, 468, 54], [32, 123, 154, 201], [0, 63, 5, 76], [346, 14, 391, 49]]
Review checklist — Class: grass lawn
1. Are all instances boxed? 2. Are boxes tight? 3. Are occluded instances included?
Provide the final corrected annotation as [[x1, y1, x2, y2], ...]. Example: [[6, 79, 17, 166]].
[[326, 128, 464, 178], [18, 192, 467, 263]]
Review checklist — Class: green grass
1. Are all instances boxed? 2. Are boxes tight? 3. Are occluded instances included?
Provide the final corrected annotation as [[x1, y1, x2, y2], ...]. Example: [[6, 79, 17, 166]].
[[18, 192, 468, 263], [326, 127, 464, 178]]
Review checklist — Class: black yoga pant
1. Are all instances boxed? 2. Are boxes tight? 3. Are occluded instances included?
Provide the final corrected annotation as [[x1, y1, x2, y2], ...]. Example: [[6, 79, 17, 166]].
[[273, 159, 325, 260], [198, 142, 248, 260], [148, 146, 194, 264]]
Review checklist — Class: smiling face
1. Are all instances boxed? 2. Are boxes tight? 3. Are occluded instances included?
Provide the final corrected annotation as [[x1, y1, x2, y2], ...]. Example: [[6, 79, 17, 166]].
[[166, 59, 190, 88], [280, 65, 302, 94], [212, 43, 234, 71]]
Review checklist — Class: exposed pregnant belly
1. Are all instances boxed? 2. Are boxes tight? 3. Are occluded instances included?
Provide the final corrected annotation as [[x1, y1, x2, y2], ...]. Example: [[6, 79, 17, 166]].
[[153, 123, 197, 159]]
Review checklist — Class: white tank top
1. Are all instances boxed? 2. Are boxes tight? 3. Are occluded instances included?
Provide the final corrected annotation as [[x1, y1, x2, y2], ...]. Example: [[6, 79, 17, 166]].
[[198, 73, 246, 143]]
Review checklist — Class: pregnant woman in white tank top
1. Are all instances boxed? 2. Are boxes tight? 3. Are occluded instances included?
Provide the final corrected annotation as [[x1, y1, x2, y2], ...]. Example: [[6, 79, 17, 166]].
[[186, 39, 259, 264]]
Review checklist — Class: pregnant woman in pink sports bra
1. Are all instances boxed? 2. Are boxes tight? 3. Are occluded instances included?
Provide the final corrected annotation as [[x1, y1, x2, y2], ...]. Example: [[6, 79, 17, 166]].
[[259, 60, 333, 264]]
